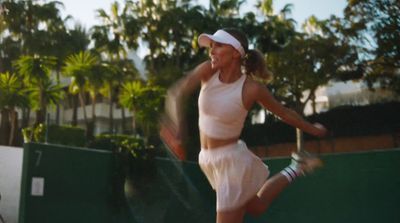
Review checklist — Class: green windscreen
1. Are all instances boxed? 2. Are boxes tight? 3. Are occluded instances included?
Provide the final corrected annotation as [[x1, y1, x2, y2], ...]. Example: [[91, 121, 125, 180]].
[[19, 143, 400, 223]]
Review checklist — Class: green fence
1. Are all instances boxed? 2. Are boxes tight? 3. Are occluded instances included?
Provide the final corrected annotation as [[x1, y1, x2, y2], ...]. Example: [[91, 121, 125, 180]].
[[18, 143, 133, 223], [19, 143, 400, 223], [246, 149, 400, 223]]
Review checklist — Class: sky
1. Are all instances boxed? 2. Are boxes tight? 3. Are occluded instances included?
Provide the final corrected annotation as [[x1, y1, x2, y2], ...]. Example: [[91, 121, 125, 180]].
[[60, 0, 347, 30]]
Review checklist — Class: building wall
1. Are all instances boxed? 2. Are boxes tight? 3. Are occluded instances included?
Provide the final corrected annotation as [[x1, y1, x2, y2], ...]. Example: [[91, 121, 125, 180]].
[[303, 80, 400, 115], [0, 146, 23, 223]]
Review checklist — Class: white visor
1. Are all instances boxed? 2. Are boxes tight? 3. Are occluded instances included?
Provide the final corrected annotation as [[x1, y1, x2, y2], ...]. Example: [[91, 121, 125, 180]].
[[198, 29, 246, 57]]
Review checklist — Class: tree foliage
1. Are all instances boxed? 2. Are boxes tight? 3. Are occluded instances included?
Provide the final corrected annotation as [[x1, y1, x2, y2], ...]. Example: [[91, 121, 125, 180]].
[[13, 54, 58, 124], [119, 80, 165, 142], [0, 0, 398, 146], [344, 0, 400, 94], [0, 72, 29, 145]]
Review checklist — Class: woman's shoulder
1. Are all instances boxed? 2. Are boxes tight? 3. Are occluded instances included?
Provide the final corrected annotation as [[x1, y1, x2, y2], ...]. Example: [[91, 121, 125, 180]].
[[244, 76, 264, 91], [243, 76, 269, 100]]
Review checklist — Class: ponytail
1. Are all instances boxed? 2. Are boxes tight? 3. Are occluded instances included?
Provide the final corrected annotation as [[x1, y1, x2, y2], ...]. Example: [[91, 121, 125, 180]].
[[244, 49, 273, 82], [222, 28, 273, 82]]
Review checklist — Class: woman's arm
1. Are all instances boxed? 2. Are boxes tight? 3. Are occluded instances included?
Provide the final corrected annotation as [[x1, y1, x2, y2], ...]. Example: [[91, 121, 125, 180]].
[[245, 80, 327, 137], [160, 61, 214, 159], [165, 60, 213, 127], [167, 61, 212, 100]]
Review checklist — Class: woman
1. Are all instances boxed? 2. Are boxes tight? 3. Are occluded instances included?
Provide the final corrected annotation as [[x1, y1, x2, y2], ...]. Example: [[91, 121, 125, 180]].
[[164, 28, 327, 223]]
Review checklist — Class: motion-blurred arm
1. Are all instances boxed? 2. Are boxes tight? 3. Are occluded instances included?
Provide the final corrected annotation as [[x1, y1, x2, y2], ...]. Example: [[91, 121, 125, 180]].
[[160, 61, 213, 159]]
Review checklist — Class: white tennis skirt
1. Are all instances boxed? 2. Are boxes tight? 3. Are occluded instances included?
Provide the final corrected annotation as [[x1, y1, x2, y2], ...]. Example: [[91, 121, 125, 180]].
[[198, 140, 270, 212]]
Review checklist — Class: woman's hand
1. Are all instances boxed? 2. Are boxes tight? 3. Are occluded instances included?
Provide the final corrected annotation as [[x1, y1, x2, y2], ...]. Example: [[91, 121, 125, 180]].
[[313, 123, 328, 138]]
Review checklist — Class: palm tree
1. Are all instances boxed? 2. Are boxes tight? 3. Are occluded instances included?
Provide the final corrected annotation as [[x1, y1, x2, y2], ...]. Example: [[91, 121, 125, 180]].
[[255, 1, 296, 52], [0, 36, 21, 73], [92, 1, 133, 56], [155, 2, 204, 69], [63, 25, 91, 126], [86, 62, 111, 135], [0, 8, 23, 73], [1, 0, 67, 127], [119, 81, 165, 141], [92, 0, 141, 133], [13, 55, 57, 125], [28, 77, 65, 118], [99, 59, 139, 133], [132, 0, 166, 72], [62, 51, 99, 138], [1, 0, 66, 55], [133, 0, 207, 85], [209, 0, 243, 17], [0, 72, 29, 145], [41, 15, 81, 125]]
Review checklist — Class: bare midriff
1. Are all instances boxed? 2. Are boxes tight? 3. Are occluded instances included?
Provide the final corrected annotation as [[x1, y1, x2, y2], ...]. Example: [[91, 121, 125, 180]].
[[200, 131, 239, 149]]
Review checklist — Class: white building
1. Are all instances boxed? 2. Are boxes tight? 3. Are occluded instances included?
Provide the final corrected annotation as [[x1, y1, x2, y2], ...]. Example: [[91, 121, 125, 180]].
[[304, 80, 400, 115]]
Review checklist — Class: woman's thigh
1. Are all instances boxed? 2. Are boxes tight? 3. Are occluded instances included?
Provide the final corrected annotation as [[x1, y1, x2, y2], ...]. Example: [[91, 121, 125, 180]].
[[217, 207, 246, 223], [245, 195, 267, 216]]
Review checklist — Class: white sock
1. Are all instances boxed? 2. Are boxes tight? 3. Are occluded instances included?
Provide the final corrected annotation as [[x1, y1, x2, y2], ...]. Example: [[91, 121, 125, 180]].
[[280, 165, 302, 182]]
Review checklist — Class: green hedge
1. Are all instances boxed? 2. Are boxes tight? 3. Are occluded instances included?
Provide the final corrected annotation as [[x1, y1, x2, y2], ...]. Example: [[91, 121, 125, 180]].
[[88, 134, 158, 198], [22, 124, 86, 147], [242, 101, 400, 146], [308, 101, 400, 137], [87, 134, 158, 176]]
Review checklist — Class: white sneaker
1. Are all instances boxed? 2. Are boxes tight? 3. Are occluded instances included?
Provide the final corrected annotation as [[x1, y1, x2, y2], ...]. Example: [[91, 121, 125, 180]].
[[291, 151, 323, 175]]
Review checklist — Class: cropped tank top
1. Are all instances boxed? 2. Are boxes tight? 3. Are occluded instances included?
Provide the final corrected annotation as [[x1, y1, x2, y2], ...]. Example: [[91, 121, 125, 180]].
[[198, 71, 248, 139]]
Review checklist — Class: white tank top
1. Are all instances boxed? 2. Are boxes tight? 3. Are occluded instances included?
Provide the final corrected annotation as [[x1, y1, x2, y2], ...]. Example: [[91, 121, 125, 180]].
[[198, 71, 248, 139]]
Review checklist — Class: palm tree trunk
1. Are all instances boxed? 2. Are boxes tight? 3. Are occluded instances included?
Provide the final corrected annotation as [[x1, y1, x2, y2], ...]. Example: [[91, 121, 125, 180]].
[[91, 94, 97, 133], [22, 108, 30, 128], [121, 107, 126, 133], [0, 58, 4, 73], [35, 89, 47, 125], [55, 70, 61, 125], [35, 110, 45, 125], [72, 94, 78, 126], [131, 112, 136, 134], [78, 91, 93, 140], [108, 87, 114, 133], [9, 109, 17, 146], [78, 91, 88, 123], [0, 109, 10, 145]]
